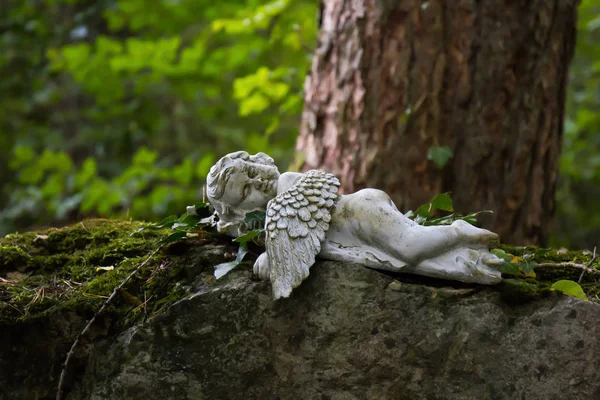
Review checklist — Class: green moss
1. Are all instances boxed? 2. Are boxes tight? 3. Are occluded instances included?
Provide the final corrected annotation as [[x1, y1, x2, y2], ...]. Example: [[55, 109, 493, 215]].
[[497, 244, 598, 266], [495, 244, 600, 303], [0, 219, 202, 326], [499, 279, 553, 304], [0, 245, 30, 272]]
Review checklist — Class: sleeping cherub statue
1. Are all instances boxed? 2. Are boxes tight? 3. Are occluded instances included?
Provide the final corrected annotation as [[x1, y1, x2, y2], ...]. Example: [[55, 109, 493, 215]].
[[205, 151, 503, 299]]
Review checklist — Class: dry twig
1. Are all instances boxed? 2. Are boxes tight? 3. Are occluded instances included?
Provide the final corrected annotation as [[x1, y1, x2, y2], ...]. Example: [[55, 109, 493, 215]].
[[55, 246, 162, 400], [579, 246, 598, 283]]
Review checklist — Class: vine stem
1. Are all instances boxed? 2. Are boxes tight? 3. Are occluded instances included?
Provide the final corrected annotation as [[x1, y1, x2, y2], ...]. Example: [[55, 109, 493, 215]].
[[56, 246, 162, 400]]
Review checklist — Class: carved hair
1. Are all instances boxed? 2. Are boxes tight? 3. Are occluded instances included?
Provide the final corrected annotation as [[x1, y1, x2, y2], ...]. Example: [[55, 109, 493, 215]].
[[206, 151, 275, 235]]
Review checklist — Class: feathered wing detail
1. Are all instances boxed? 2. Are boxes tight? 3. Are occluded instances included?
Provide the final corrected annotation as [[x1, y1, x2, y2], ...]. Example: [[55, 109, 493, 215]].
[[265, 170, 340, 299]]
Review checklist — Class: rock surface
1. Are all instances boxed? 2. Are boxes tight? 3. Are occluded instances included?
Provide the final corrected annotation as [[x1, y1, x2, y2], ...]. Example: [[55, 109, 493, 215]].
[[57, 261, 600, 400]]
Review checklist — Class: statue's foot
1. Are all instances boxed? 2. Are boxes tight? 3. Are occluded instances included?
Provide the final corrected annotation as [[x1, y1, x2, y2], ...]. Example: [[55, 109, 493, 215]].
[[457, 249, 502, 284], [253, 253, 271, 280], [452, 220, 499, 248]]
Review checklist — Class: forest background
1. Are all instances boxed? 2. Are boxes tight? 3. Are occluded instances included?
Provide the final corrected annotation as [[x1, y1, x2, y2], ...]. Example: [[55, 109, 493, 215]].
[[0, 0, 598, 248]]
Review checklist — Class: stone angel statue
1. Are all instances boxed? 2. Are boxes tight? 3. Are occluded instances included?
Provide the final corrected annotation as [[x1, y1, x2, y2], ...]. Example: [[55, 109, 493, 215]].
[[206, 151, 503, 299]]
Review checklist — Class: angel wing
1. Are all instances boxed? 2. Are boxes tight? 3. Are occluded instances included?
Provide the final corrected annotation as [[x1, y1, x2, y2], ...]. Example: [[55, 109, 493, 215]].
[[265, 170, 340, 299]]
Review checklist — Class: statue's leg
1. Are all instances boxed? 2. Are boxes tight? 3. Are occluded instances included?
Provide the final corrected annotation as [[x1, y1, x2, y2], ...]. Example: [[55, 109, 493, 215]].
[[337, 190, 498, 265]]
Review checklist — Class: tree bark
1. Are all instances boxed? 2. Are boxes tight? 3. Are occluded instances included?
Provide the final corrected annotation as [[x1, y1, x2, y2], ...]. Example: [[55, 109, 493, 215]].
[[296, 0, 578, 246]]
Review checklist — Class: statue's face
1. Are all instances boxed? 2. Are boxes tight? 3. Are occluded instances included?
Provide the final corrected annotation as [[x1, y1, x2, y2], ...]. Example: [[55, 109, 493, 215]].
[[220, 160, 280, 213]]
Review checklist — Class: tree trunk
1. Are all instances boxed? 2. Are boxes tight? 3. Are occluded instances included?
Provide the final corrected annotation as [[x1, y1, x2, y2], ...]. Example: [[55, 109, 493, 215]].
[[296, 0, 578, 246]]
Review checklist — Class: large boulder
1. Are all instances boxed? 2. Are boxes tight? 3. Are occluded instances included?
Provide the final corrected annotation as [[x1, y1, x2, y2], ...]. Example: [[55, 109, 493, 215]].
[[1, 220, 599, 400], [68, 261, 600, 400]]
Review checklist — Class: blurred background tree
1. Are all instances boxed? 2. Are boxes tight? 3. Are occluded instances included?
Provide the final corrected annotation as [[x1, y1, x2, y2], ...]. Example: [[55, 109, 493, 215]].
[[296, 0, 579, 247], [0, 0, 598, 249], [554, 0, 600, 249]]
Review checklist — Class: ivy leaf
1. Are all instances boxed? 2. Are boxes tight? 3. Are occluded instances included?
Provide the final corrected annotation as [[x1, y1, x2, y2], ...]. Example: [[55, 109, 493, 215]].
[[459, 210, 493, 225], [430, 192, 454, 212], [427, 146, 453, 168], [499, 262, 521, 275], [491, 248, 513, 262], [414, 203, 432, 218], [423, 215, 455, 226], [194, 202, 209, 210], [172, 214, 200, 230], [159, 231, 187, 245], [214, 243, 249, 279], [153, 215, 178, 228], [534, 248, 552, 258], [414, 215, 427, 225], [233, 229, 262, 245], [520, 259, 537, 273], [199, 214, 217, 226], [414, 192, 454, 218], [491, 248, 520, 274], [244, 210, 266, 230], [551, 280, 588, 301]]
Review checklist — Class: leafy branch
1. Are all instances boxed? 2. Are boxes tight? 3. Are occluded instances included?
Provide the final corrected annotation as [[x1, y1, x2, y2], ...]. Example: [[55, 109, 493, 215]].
[[214, 211, 266, 278], [405, 192, 493, 226]]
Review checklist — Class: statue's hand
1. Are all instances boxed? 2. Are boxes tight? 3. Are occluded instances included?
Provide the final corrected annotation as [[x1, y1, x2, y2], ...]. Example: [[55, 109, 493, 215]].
[[253, 253, 270, 280]]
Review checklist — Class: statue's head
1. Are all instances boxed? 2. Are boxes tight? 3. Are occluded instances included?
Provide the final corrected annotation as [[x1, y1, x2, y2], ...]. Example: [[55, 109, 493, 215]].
[[206, 151, 280, 235]]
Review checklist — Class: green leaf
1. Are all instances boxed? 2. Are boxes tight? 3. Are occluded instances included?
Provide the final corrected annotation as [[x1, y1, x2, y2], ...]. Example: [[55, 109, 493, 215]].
[[491, 248, 521, 274], [551, 280, 588, 301], [414, 215, 427, 225], [414, 203, 432, 218], [491, 249, 513, 263], [244, 210, 266, 230], [499, 262, 521, 275], [214, 243, 249, 279], [172, 214, 201, 230], [233, 229, 262, 245], [153, 215, 178, 228], [75, 158, 98, 189], [430, 192, 454, 212], [458, 210, 493, 225], [132, 147, 158, 166], [239, 93, 270, 116], [534, 248, 552, 258], [427, 146, 453, 168], [423, 215, 455, 226], [10, 145, 35, 169], [196, 153, 215, 179], [414, 192, 453, 219], [159, 231, 188, 245], [520, 259, 537, 273]]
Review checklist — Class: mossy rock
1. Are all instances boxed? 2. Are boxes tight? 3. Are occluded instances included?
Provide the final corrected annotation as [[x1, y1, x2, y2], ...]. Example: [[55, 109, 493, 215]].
[[2, 221, 599, 327], [495, 244, 600, 303], [0, 219, 235, 326]]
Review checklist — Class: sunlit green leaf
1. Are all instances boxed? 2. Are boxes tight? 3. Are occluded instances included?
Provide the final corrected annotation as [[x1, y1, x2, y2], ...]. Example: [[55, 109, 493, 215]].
[[551, 280, 588, 301], [196, 153, 216, 179]]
